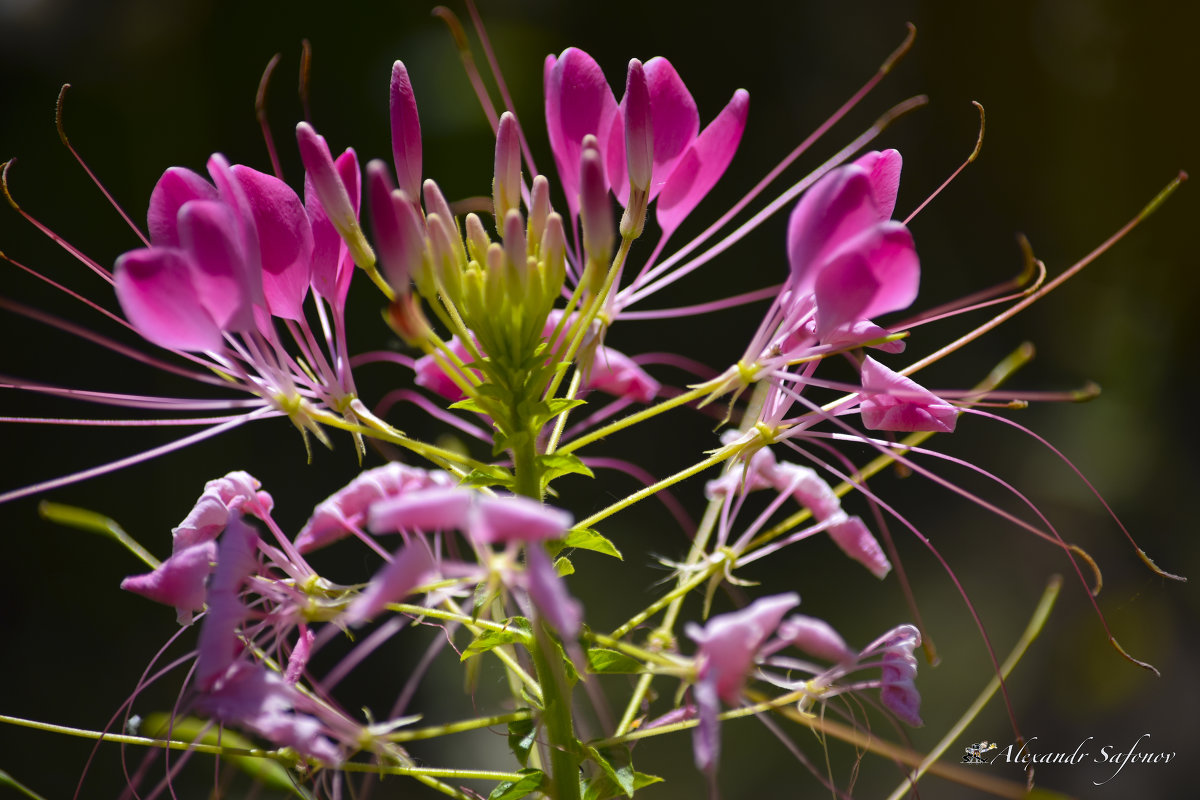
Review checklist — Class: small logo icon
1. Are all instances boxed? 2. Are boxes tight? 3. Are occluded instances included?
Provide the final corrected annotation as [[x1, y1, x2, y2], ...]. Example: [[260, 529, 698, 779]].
[[962, 741, 997, 764]]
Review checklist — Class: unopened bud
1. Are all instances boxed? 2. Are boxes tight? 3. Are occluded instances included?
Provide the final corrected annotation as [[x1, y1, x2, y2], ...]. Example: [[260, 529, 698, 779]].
[[578, 138, 613, 293], [493, 112, 523, 223], [296, 122, 375, 269], [464, 212, 491, 266], [527, 174, 551, 250], [390, 61, 423, 199]]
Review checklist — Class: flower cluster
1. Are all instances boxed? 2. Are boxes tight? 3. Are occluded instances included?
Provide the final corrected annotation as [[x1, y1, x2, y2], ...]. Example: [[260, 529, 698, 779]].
[[0, 6, 1182, 800]]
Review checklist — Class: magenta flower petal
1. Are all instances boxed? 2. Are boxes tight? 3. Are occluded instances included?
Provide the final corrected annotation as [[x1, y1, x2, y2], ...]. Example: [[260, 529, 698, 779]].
[[545, 48, 618, 220], [230, 165, 314, 320], [473, 495, 572, 545], [284, 625, 315, 684], [146, 167, 218, 247], [812, 223, 919, 337], [368, 487, 473, 534], [524, 544, 582, 638], [656, 88, 749, 237], [344, 542, 436, 625], [786, 166, 881, 294], [687, 592, 799, 704], [641, 57, 700, 180], [307, 148, 360, 304], [177, 199, 256, 332], [390, 61, 423, 200], [852, 149, 903, 220], [776, 614, 853, 664], [113, 248, 223, 352], [827, 516, 892, 579], [859, 356, 958, 433], [120, 541, 217, 625]]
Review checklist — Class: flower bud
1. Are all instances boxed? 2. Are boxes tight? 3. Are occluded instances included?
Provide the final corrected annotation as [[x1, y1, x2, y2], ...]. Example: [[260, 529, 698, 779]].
[[390, 61, 423, 199], [527, 174, 551, 250], [578, 137, 613, 294], [493, 111, 523, 223], [296, 122, 375, 269]]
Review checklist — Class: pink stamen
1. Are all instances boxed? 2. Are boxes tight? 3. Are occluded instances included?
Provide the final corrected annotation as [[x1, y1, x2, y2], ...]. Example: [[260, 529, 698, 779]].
[[254, 53, 286, 181], [2, 160, 115, 283], [55, 85, 150, 246]]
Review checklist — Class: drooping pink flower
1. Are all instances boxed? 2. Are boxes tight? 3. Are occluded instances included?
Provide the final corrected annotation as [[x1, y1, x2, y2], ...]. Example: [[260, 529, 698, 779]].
[[172, 470, 274, 551], [859, 355, 958, 433], [686, 592, 800, 704], [343, 542, 437, 625], [195, 661, 343, 764], [120, 541, 217, 625], [295, 463, 453, 553]]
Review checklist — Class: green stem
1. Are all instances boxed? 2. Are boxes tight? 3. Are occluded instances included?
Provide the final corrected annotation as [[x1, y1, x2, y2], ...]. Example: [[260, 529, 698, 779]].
[[529, 623, 581, 800]]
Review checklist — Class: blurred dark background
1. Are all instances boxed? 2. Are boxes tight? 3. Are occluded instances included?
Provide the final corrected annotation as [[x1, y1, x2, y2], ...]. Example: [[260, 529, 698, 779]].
[[0, 0, 1195, 798]]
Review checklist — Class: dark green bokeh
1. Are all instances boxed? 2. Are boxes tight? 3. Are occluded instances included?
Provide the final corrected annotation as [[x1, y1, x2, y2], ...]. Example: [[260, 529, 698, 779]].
[[0, 1, 1195, 797]]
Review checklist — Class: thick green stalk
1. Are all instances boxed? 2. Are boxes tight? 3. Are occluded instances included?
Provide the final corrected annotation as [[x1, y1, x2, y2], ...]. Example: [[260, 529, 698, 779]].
[[529, 623, 581, 800]]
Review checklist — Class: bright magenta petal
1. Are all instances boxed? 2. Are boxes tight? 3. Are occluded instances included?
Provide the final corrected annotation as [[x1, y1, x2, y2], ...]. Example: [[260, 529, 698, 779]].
[[147, 167, 218, 247], [786, 166, 880, 293], [545, 48, 618, 220], [231, 165, 313, 320], [345, 543, 435, 625], [120, 541, 217, 625], [852, 149, 903, 220], [656, 88, 749, 236], [177, 200, 256, 332], [812, 223, 919, 337], [114, 248, 223, 351]]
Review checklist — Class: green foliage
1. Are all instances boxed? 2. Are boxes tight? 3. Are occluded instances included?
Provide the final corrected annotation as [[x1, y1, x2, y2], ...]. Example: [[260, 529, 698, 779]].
[[487, 768, 546, 800], [462, 617, 534, 660], [585, 648, 643, 675], [506, 715, 537, 767]]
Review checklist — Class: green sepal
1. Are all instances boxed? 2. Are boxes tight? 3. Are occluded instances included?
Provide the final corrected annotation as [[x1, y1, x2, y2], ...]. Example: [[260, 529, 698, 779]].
[[549, 528, 623, 560], [554, 556, 575, 576], [585, 648, 643, 675], [141, 713, 311, 798], [462, 616, 533, 660], [487, 768, 545, 800], [506, 714, 537, 767]]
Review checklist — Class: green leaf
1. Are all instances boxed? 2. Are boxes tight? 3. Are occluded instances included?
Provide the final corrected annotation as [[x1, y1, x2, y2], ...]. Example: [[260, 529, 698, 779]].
[[461, 465, 515, 490], [448, 397, 488, 415], [141, 714, 311, 797], [581, 745, 660, 799], [581, 770, 664, 800], [462, 617, 533, 660], [487, 768, 545, 800], [506, 715, 537, 767], [553, 528, 623, 560], [538, 452, 595, 483], [554, 556, 575, 577], [585, 648, 643, 675]]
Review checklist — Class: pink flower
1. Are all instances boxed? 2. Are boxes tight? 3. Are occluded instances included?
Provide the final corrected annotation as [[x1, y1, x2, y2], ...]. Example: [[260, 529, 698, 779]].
[[294, 462, 453, 553], [686, 593, 800, 704], [544, 48, 748, 239], [785, 151, 919, 341], [120, 541, 217, 625], [859, 355, 958, 433], [115, 156, 314, 350]]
